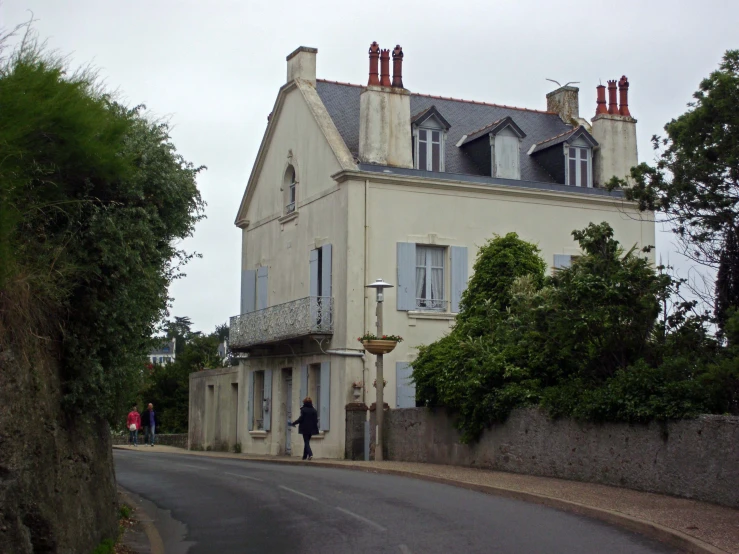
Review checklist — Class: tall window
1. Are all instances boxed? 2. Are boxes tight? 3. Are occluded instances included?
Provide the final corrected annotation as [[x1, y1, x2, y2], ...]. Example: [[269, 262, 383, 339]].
[[568, 147, 591, 187], [284, 166, 297, 214], [253, 371, 265, 430], [416, 129, 443, 172], [415, 246, 445, 310]]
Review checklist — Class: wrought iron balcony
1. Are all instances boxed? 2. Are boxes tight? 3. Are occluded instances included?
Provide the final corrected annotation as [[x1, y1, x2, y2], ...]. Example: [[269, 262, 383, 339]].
[[229, 296, 333, 350]]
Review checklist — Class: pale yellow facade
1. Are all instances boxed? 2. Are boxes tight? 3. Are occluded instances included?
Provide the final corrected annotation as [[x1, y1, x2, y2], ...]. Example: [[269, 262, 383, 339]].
[[188, 46, 654, 459]]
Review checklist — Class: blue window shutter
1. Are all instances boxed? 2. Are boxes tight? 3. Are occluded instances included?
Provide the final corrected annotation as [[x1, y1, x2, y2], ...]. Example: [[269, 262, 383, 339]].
[[256, 266, 268, 310], [554, 254, 572, 269], [319, 362, 330, 431], [241, 269, 256, 314], [396, 362, 416, 408], [321, 244, 332, 298], [309, 249, 319, 297], [300, 365, 308, 402], [247, 371, 255, 431], [263, 369, 273, 432], [450, 246, 469, 313], [397, 242, 416, 311]]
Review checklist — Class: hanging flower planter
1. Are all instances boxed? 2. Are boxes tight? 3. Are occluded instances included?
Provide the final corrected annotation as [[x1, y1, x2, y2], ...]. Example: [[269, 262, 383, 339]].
[[358, 333, 403, 355]]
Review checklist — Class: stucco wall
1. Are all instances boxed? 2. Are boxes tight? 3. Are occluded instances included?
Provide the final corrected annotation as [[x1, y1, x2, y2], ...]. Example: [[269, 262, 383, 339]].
[[361, 178, 655, 409], [378, 407, 739, 508]]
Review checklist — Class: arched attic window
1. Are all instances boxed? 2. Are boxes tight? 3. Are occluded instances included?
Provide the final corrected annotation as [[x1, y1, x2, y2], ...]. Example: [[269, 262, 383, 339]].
[[283, 165, 297, 215]]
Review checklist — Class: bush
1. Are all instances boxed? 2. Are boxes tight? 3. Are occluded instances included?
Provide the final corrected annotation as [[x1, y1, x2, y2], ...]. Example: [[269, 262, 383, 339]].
[[413, 222, 731, 442]]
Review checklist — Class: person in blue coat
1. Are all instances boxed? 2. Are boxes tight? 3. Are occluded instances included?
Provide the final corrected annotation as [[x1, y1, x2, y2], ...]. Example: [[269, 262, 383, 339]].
[[291, 397, 319, 460]]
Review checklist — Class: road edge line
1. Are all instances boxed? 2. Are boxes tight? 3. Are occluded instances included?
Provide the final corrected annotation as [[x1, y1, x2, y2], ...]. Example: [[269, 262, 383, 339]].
[[118, 485, 166, 554]]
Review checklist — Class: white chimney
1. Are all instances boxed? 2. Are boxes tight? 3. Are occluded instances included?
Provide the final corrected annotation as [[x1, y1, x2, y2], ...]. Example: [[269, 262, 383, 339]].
[[286, 46, 317, 85]]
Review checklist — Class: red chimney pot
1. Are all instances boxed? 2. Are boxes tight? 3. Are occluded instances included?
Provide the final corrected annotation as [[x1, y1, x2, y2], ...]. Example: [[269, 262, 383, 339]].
[[618, 75, 631, 117], [595, 84, 608, 116], [392, 45, 404, 88], [368, 42, 380, 86], [380, 49, 391, 87], [607, 80, 618, 115]]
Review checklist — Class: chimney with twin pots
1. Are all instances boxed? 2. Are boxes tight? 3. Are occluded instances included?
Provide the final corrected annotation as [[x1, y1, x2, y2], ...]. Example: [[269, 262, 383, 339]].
[[358, 42, 413, 168], [591, 75, 637, 187]]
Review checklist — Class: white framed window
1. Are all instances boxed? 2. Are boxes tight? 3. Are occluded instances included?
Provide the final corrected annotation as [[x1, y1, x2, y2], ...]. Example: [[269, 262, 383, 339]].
[[567, 146, 592, 187], [414, 128, 444, 172], [415, 245, 446, 310]]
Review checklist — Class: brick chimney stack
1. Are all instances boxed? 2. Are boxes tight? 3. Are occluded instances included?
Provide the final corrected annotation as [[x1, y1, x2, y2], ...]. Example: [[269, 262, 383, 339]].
[[592, 76, 637, 187], [607, 80, 618, 115], [368, 42, 380, 86], [618, 76, 631, 117], [392, 45, 404, 88], [380, 49, 391, 87], [359, 43, 412, 168], [595, 84, 608, 116]]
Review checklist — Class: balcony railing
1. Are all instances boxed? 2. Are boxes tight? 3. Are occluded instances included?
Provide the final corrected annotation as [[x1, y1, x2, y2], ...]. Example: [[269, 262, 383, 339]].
[[229, 296, 333, 350]]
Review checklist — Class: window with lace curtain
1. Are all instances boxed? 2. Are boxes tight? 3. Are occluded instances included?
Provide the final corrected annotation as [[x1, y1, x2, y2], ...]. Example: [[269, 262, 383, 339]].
[[415, 246, 445, 310]]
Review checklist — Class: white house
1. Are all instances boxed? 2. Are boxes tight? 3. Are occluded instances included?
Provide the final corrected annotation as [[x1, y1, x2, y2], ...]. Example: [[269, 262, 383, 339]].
[[188, 43, 653, 458], [149, 338, 176, 365]]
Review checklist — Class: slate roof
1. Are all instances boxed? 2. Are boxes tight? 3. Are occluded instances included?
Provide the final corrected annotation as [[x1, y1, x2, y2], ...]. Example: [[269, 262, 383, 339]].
[[315, 80, 574, 183], [460, 116, 526, 145], [528, 126, 598, 155]]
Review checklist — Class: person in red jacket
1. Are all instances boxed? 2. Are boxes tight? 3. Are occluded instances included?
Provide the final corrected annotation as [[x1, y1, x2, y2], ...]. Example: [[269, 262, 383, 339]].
[[126, 405, 142, 447]]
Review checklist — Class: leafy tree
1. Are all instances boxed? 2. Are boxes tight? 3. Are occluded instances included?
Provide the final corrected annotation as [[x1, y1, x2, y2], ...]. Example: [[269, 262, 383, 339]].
[[715, 226, 739, 334], [609, 50, 739, 322], [139, 328, 224, 432], [0, 32, 205, 421], [414, 223, 722, 442], [412, 233, 547, 441]]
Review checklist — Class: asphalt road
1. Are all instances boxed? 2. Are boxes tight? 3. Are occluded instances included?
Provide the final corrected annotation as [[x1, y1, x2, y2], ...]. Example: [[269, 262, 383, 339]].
[[114, 450, 678, 554]]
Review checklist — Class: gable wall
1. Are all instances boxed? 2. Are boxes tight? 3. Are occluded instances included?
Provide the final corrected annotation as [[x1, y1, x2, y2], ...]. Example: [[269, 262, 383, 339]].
[[239, 88, 351, 344]]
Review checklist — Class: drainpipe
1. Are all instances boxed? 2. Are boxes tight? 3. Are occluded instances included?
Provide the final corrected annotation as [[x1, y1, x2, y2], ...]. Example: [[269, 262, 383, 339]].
[[363, 178, 369, 405]]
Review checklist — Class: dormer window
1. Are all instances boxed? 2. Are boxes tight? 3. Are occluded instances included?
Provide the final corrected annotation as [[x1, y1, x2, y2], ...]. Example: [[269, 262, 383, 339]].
[[411, 106, 451, 173], [418, 129, 442, 171], [567, 144, 591, 187], [528, 126, 598, 188], [491, 126, 523, 179], [458, 116, 526, 180]]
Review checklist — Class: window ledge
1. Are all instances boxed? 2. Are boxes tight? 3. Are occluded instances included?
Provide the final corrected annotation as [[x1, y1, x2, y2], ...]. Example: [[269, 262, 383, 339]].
[[278, 211, 299, 225], [249, 430, 268, 438], [407, 310, 457, 320]]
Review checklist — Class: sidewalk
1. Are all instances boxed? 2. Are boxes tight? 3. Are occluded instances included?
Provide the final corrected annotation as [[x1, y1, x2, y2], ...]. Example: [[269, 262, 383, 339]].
[[114, 445, 739, 554]]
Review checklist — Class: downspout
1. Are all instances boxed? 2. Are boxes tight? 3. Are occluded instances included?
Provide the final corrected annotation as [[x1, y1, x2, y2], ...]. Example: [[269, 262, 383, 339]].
[[363, 178, 369, 405]]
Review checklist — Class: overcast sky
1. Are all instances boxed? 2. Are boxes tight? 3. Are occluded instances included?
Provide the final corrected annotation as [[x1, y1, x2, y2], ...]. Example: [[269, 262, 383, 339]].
[[3, 0, 737, 333]]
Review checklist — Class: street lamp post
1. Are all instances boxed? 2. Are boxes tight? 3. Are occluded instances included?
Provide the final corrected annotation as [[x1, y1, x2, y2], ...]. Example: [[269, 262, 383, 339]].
[[366, 278, 393, 461]]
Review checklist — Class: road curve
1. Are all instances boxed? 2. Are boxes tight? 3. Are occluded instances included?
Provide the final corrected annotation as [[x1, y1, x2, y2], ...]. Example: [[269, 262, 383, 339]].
[[114, 450, 677, 554]]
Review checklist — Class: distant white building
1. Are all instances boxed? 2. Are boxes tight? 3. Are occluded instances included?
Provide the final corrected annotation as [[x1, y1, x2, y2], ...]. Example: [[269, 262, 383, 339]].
[[189, 42, 652, 458], [149, 338, 176, 365]]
